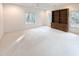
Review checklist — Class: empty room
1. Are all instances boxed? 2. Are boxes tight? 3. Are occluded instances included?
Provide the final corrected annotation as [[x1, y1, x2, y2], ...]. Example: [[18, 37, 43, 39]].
[[0, 3, 79, 56]]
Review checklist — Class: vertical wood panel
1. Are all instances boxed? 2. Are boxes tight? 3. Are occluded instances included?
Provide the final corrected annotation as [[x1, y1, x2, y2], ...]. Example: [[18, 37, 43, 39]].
[[51, 9, 69, 32]]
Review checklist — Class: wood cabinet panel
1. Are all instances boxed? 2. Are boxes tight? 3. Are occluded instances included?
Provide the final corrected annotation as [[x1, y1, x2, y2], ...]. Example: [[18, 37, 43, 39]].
[[51, 9, 69, 32], [53, 10, 59, 23], [59, 9, 68, 24]]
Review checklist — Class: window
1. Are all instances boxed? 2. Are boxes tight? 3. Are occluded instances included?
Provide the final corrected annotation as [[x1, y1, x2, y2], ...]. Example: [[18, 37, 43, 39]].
[[48, 12, 52, 23], [25, 12, 36, 24], [70, 11, 79, 27]]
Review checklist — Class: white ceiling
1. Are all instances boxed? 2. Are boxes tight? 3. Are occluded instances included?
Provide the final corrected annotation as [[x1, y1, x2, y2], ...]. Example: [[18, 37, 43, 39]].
[[3, 3, 79, 10], [14, 3, 69, 9]]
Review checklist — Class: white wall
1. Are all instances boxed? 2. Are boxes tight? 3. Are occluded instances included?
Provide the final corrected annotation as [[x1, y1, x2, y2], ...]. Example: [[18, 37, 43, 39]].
[[4, 4, 25, 32], [66, 4, 79, 34], [24, 10, 46, 29], [3, 4, 50, 32], [23, 10, 51, 30], [0, 4, 4, 39]]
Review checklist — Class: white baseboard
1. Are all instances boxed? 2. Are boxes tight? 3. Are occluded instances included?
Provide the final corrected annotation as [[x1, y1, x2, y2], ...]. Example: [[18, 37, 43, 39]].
[[69, 27, 79, 34]]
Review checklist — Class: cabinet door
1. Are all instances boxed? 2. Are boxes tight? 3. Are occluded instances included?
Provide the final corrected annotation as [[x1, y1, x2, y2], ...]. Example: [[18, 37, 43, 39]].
[[51, 9, 69, 32], [53, 10, 59, 23], [59, 9, 68, 24]]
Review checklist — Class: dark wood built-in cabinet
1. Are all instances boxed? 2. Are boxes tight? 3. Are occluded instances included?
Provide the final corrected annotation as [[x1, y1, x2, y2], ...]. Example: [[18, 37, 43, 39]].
[[51, 9, 69, 32]]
